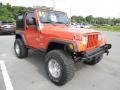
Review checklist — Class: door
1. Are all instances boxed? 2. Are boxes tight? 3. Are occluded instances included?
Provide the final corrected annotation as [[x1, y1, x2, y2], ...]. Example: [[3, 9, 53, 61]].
[[25, 12, 40, 48]]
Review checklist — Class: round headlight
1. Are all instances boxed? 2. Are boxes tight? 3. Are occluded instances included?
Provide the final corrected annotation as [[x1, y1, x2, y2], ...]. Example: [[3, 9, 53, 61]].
[[82, 36, 88, 45], [98, 34, 102, 41]]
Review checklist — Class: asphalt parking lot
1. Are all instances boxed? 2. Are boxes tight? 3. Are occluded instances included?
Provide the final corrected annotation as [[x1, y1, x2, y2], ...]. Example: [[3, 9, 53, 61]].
[[0, 31, 120, 90]]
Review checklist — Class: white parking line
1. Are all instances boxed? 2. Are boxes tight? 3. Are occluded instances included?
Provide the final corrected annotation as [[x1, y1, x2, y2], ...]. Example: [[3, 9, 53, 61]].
[[0, 60, 14, 90]]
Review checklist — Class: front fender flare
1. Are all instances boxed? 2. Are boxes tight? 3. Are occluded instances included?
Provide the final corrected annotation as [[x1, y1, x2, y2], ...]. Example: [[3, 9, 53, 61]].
[[47, 39, 78, 52]]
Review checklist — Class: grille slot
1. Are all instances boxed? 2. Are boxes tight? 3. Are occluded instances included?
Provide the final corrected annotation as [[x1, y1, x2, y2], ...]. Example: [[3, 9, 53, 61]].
[[87, 34, 98, 49]]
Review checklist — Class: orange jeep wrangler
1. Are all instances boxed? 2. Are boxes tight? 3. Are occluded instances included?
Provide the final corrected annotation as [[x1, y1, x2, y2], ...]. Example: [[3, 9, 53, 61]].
[[14, 8, 111, 85]]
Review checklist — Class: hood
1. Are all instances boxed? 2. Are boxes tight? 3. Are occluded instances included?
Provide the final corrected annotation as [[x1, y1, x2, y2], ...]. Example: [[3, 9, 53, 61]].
[[42, 24, 100, 40], [66, 26, 100, 34]]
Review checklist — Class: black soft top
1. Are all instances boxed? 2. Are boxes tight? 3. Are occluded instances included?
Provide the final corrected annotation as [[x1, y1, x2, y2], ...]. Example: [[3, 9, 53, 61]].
[[17, 8, 66, 16]]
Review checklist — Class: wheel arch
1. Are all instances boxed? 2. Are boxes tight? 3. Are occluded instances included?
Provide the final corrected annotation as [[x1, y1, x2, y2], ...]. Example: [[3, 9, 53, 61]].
[[15, 32, 27, 45], [46, 39, 77, 53]]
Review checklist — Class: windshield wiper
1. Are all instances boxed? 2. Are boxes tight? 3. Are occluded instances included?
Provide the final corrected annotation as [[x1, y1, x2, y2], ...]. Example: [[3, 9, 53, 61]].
[[42, 21, 51, 23], [42, 21, 58, 26], [56, 22, 69, 26], [41, 21, 69, 26]]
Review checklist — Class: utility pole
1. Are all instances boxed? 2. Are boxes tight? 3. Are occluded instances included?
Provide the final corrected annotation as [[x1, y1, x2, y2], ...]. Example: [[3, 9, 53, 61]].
[[53, 0, 55, 9], [41, 0, 45, 6], [69, 5, 72, 25]]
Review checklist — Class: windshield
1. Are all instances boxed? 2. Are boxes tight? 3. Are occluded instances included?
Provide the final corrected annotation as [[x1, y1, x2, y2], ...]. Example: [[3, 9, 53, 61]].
[[39, 11, 70, 24]]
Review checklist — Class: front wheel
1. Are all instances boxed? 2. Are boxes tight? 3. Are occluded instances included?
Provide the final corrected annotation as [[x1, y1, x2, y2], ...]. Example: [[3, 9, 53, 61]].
[[45, 50, 75, 86]]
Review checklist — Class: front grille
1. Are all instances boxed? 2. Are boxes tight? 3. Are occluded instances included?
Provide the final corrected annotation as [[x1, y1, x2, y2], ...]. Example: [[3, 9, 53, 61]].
[[87, 34, 98, 49]]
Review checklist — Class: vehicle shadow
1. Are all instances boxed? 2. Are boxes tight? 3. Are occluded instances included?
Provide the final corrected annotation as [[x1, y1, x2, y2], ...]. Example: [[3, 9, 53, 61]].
[[25, 50, 48, 80], [24, 50, 88, 79], [75, 61, 89, 72]]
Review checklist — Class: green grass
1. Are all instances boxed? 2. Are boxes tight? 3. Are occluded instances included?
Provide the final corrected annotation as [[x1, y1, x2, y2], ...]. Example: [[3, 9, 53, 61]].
[[90, 25, 120, 32]]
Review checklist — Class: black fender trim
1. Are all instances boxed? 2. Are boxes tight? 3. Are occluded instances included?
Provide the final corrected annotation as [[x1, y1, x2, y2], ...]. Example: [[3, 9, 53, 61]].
[[15, 32, 28, 45], [47, 39, 78, 52]]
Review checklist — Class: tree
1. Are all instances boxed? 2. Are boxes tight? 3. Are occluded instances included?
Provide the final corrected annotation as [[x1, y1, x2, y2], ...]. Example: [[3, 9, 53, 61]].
[[77, 16, 85, 23], [86, 15, 94, 24], [71, 16, 85, 23], [0, 3, 33, 22], [71, 16, 77, 23], [112, 18, 120, 25]]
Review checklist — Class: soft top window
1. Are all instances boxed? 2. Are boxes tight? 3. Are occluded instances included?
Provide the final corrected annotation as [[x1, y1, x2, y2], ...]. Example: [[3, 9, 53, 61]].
[[16, 14, 24, 29]]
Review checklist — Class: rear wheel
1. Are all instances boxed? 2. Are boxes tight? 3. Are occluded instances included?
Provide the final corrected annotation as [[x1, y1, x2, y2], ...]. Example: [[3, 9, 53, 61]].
[[45, 50, 75, 86], [14, 39, 28, 58], [84, 55, 103, 65]]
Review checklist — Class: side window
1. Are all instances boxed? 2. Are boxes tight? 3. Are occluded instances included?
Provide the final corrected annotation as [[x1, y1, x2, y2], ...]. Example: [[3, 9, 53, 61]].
[[16, 14, 24, 29], [26, 13, 36, 25]]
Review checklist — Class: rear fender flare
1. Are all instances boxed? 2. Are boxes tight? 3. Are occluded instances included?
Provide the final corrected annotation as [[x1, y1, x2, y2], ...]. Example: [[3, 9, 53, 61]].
[[15, 32, 27, 45]]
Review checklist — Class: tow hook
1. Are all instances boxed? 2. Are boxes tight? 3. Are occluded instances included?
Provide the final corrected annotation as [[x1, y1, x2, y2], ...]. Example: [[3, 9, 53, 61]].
[[104, 44, 112, 56], [105, 50, 109, 56]]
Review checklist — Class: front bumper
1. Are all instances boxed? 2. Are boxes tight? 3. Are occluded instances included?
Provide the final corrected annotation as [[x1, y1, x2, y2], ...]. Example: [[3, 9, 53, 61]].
[[75, 44, 112, 61]]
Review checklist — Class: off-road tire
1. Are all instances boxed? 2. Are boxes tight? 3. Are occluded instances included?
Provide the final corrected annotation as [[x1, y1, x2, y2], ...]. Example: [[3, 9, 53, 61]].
[[14, 39, 28, 58], [84, 55, 103, 65], [45, 50, 75, 86]]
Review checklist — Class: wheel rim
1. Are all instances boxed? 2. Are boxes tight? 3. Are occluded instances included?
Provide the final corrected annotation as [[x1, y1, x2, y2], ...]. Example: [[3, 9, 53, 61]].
[[48, 59, 61, 78], [15, 43, 20, 55]]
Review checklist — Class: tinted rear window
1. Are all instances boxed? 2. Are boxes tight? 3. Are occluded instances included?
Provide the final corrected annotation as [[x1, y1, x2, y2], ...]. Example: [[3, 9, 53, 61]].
[[16, 14, 24, 29]]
